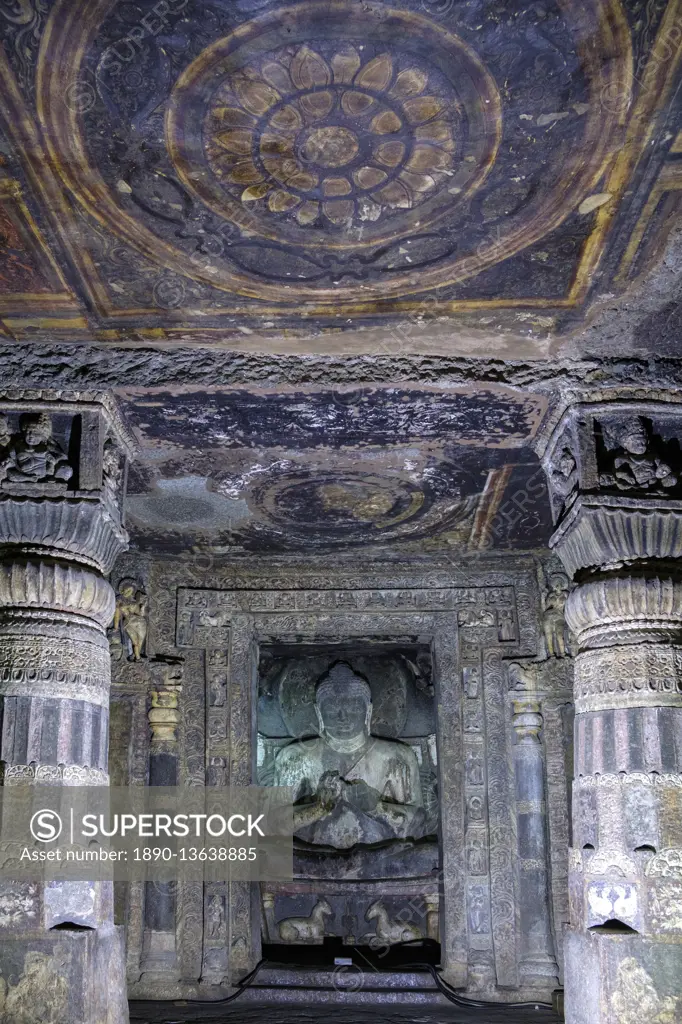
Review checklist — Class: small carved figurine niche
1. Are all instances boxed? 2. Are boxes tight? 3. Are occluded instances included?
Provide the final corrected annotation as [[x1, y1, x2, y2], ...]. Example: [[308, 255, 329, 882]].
[[0, 409, 74, 489]]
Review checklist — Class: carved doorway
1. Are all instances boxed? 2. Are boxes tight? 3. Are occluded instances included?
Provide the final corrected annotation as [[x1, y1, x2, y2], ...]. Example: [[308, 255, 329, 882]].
[[257, 644, 441, 962]]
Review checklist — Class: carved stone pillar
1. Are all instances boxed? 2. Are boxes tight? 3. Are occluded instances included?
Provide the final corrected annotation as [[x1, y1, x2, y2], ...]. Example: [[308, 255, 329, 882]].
[[511, 699, 560, 990], [540, 400, 682, 1024], [141, 658, 183, 983], [0, 394, 133, 1024]]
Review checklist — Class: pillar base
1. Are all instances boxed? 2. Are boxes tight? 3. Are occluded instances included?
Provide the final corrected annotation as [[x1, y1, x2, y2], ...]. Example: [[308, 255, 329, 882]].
[[0, 924, 128, 1024], [564, 929, 682, 1024]]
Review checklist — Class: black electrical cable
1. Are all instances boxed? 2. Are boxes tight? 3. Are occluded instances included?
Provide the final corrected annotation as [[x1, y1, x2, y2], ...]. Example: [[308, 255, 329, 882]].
[[143, 941, 557, 1022]]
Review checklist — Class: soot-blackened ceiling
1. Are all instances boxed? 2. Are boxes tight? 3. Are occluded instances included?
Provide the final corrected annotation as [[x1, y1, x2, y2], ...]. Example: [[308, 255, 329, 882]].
[[0, 0, 681, 350], [120, 385, 552, 555]]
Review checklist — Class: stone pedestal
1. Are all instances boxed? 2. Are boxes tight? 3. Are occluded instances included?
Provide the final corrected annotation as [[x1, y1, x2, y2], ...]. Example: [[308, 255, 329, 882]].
[[0, 394, 134, 1024], [540, 400, 682, 1024]]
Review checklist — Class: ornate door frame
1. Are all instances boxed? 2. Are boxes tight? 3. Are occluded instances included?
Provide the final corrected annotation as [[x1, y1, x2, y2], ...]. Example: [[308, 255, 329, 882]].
[[171, 573, 537, 989]]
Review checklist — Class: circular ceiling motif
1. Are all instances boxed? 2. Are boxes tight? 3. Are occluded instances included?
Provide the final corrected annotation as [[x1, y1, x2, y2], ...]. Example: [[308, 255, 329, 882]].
[[203, 45, 460, 231], [40, 0, 631, 302], [169, 16, 498, 248], [233, 463, 479, 546]]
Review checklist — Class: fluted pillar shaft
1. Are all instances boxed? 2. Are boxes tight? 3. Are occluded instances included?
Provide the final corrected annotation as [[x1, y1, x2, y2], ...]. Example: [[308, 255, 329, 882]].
[[540, 400, 682, 1024], [0, 394, 133, 1024]]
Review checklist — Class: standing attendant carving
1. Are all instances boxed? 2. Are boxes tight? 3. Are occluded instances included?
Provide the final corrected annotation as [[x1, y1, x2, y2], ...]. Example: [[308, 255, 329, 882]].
[[113, 578, 149, 661]]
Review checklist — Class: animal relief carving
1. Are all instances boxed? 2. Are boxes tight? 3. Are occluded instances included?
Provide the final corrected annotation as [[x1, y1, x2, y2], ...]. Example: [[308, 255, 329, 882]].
[[278, 899, 332, 943], [365, 900, 423, 946]]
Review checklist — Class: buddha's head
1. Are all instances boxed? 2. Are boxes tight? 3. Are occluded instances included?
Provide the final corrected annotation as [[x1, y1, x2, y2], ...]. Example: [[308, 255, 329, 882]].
[[19, 412, 52, 447], [315, 663, 372, 749]]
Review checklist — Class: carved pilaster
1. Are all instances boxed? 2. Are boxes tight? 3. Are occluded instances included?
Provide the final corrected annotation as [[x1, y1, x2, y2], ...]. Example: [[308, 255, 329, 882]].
[[0, 393, 134, 1024], [511, 700, 559, 990], [540, 399, 682, 1024]]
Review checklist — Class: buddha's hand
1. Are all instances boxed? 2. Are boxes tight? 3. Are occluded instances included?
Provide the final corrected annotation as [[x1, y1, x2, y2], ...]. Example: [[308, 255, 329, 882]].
[[317, 770, 345, 810]]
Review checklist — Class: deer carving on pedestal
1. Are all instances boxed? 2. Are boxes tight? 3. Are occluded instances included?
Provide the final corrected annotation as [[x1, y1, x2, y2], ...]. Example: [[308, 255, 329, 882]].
[[365, 900, 423, 945], [278, 898, 333, 943]]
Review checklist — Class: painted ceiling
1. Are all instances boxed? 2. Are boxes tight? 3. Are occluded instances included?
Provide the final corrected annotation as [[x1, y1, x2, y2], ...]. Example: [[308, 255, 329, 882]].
[[0, 0, 681, 348], [119, 384, 552, 556]]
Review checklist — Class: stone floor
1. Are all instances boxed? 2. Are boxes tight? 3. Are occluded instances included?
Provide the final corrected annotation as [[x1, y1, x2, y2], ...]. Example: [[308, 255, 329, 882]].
[[130, 1002, 562, 1023]]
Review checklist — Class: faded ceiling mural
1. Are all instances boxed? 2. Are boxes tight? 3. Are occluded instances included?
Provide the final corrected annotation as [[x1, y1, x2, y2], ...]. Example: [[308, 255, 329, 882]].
[[120, 384, 551, 555], [0, 0, 681, 344]]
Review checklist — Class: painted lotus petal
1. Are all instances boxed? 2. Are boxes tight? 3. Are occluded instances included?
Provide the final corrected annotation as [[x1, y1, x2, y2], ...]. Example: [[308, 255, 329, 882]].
[[226, 159, 265, 185], [323, 177, 352, 196], [331, 46, 361, 84], [296, 200, 319, 225], [355, 53, 393, 92], [210, 106, 256, 129], [208, 149, 248, 173], [390, 68, 428, 100], [353, 166, 388, 189], [403, 95, 444, 124], [268, 103, 303, 131], [373, 179, 412, 208], [324, 199, 355, 224], [373, 140, 405, 167], [261, 60, 293, 95], [284, 169, 319, 191], [234, 77, 280, 117], [268, 189, 301, 212], [415, 120, 454, 147], [241, 183, 271, 201], [290, 46, 331, 90], [214, 128, 253, 155], [370, 109, 402, 134], [406, 144, 451, 173], [260, 133, 295, 160], [341, 91, 376, 117], [299, 90, 334, 121], [399, 169, 435, 192]]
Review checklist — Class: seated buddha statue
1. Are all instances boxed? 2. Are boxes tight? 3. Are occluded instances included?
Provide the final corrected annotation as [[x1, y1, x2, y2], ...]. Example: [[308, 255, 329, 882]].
[[274, 663, 426, 849]]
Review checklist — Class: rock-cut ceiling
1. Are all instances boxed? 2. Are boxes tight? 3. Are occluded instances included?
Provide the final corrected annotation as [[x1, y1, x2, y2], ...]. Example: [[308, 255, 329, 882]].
[[0, 0, 681, 349], [120, 384, 552, 557]]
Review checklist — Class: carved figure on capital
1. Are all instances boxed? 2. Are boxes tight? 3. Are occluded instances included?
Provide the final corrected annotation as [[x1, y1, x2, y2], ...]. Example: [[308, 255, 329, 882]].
[[598, 416, 679, 494], [102, 438, 124, 509], [0, 412, 73, 487], [548, 436, 578, 515]]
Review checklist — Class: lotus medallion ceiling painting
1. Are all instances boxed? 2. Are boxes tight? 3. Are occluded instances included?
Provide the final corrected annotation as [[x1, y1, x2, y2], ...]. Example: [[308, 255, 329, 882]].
[[0, 0, 681, 342]]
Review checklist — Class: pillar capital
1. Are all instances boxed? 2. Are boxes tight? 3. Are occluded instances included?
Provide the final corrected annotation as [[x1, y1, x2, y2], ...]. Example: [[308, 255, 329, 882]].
[[0, 392, 135, 573], [539, 398, 682, 576]]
